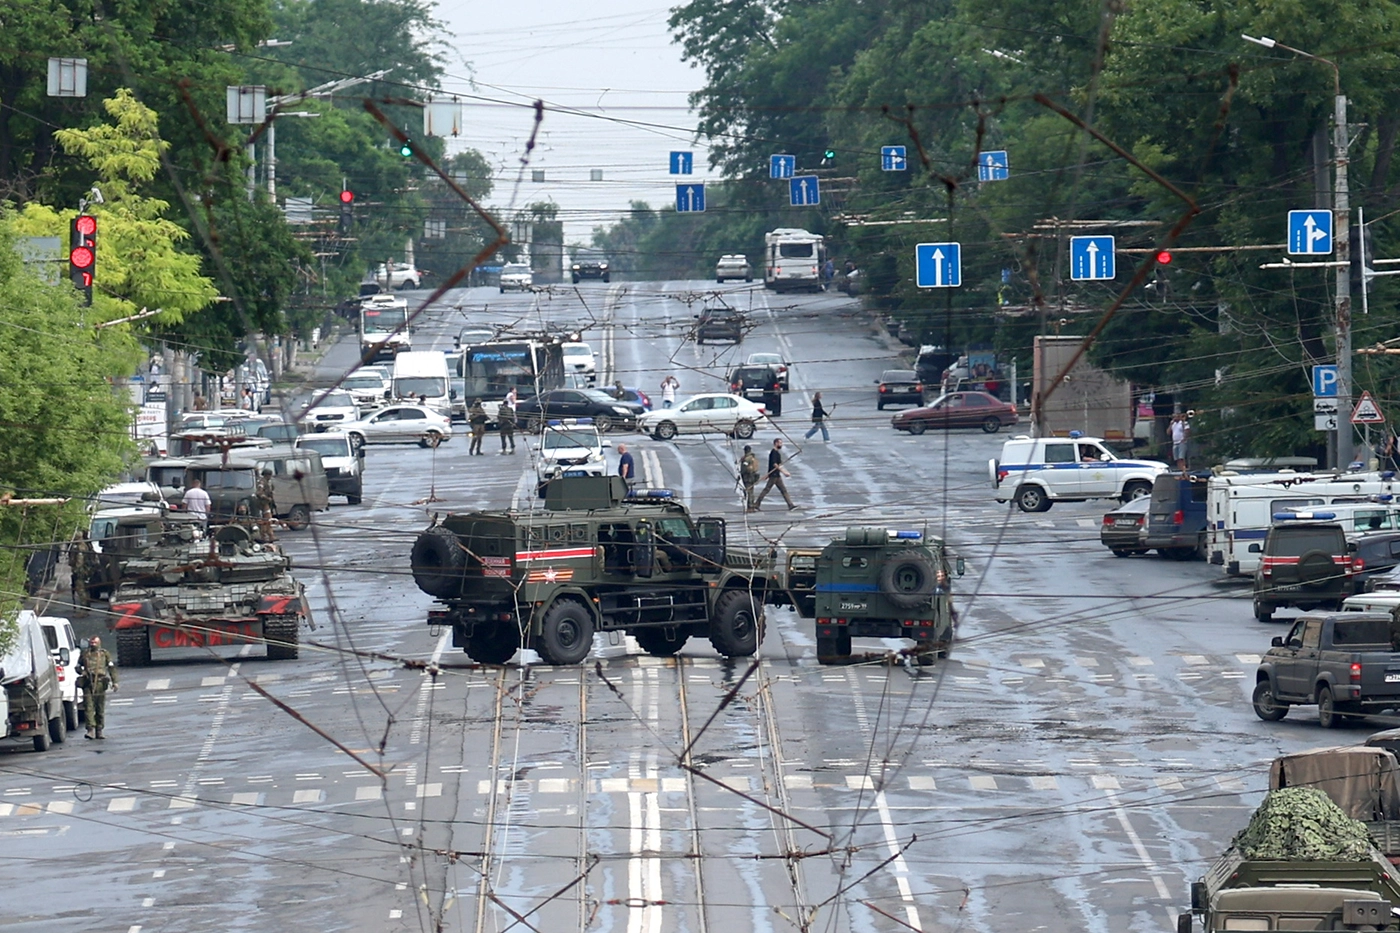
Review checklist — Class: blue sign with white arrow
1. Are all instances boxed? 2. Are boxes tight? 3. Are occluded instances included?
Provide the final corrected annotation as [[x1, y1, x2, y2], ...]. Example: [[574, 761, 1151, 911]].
[[1288, 210, 1333, 255], [1069, 235, 1115, 281], [978, 150, 1009, 182], [675, 183, 705, 213], [881, 146, 907, 171], [1313, 364, 1339, 398], [770, 154, 795, 179], [915, 243, 961, 288], [669, 151, 693, 175], [789, 175, 820, 206]]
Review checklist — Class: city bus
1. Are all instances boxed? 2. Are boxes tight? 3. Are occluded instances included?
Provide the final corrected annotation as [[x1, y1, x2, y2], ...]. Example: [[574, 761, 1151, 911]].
[[359, 295, 411, 361], [763, 228, 825, 292], [456, 338, 566, 422]]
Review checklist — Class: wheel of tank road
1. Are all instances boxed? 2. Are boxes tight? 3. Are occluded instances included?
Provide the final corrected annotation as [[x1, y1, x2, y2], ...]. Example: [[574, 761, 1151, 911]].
[[709, 589, 765, 657], [467, 625, 519, 665], [33, 722, 51, 752], [116, 627, 151, 667], [1318, 685, 1341, 729], [981, 416, 1002, 434], [285, 504, 311, 530], [264, 616, 300, 661], [815, 632, 851, 665], [1253, 599, 1274, 624], [633, 627, 689, 658], [1252, 681, 1289, 722], [654, 421, 678, 441], [733, 419, 756, 439], [411, 525, 467, 598], [64, 699, 79, 733], [535, 599, 595, 665], [1015, 485, 1048, 513], [49, 707, 67, 744]]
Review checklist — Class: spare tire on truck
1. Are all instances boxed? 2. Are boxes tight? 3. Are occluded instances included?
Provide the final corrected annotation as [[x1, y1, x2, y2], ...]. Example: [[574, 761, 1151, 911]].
[[878, 552, 939, 609], [412, 525, 467, 598]]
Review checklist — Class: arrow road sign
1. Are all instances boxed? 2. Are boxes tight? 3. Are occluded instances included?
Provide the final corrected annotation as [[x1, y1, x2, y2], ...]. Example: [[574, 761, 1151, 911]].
[[1069, 236, 1115, 281], [915, 243, 962, 288], [769, 154, 795, 178], [881, 146, 907, 171], [978, 150, 1009, 181], [789, 175, 820, 206], [675, 183, 705, 213], [1288, 210, 1333, 255], [1312, 364, 1339, 398], [1352, 391, 1385, 425], [669, 151, 693, 175]]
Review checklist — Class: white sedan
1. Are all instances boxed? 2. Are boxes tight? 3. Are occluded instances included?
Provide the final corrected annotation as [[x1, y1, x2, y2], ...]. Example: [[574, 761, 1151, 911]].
[[341, 404, 453, 447], [638, 393, 769, 440]]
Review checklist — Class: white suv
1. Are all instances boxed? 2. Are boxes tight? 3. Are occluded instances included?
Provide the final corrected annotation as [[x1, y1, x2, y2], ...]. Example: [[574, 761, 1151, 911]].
[[990, 434, 1168, 512], [536, 422, 608, 492], [561, 342, 597, 385], [499, 263, 534, 293]]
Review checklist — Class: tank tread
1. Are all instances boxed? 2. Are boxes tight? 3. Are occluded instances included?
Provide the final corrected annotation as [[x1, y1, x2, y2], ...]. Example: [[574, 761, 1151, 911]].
[[264, 615, 300, 661], [116, 626, 152, 667]]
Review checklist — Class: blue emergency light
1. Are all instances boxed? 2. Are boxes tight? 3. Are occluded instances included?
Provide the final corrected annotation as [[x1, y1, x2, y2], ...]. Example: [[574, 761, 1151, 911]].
[[895, 530, 923, 539], [1273, 511, 1336, 521]]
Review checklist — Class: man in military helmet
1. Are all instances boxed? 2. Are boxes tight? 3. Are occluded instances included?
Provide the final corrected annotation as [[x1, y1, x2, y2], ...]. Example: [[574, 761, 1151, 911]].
[[468, 399, 488, 455], [77, 635, 118, 739], [739, 444, 761, 512], [255, 469, 277, 540]]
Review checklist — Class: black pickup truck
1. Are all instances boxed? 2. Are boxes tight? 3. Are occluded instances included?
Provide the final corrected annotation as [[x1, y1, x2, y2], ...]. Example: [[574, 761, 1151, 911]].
[[1253, 612, 1400, 728]]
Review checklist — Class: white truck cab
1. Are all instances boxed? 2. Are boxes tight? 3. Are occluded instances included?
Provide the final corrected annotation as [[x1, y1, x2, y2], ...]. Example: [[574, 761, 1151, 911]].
[[990, 434, 1168, 512]]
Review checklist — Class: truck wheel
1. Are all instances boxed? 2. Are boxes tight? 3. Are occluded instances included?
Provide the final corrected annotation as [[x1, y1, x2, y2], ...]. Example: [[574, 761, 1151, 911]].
[[816, 632, 851, 664], [33, 725, 51, 753], [981, 416, 1002, 434], [709, 589, 764, 657], [1318, 685, 1341, 729], [411, 525, 466, 598], [346, 485, 363, 506], [116, 628, 151, 667], [1252, 681, 1288, 722], [734, 419, 756, 439], [1121, 481, 1152, 503], [654, 421, 678, 440], [633, 628, 688, 657], [1253, 599, 1274, 624], [265, 615, 300, 660], [64, 700, 79, 733], [49, 709, 67, 744], [594, 415, 613, 433], [1015, 485, 1047, 513], [467, 625, 519, 665], [535, 599, 595, 665], [878, 552, 938, 609], [285, 505, 311, 530]]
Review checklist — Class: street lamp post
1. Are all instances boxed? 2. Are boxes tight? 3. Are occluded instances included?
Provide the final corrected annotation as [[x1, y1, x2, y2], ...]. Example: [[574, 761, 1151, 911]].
[[1244, 35, 1351, 466]]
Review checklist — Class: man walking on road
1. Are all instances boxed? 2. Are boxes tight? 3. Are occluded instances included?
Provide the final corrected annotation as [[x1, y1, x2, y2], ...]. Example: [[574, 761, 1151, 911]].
[[499, 388, 517, 454], [804, 392, 832, 442], [77, 636, 118, 739], [754, 438, 797, 510], [617, 443, 635, 485], [739, 444, 761, 511]]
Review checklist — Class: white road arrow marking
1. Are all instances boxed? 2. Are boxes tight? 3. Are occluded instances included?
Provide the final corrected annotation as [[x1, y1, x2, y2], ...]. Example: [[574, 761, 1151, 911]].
[[931, 248, 945, 287]]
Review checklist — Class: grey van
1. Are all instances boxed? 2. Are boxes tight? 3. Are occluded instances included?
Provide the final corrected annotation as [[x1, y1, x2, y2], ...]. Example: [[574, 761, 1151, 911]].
[[295, 432, 364, 504], [183, 446, 330, 529]]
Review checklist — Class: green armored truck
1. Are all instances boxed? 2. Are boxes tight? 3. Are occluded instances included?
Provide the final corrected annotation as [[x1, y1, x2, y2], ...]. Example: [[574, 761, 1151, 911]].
[[800, 526, 961, 664], [410, 476, 771, 664]]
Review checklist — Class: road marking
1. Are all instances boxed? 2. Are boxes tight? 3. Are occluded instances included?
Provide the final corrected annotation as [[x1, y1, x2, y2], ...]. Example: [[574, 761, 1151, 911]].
[[1127, 656, 1154, 666], [1155, 777, 1185, 792], [168, 796, 197, 810], [1236, 653, 1261, 664], [1092, 775, 1121, 790], [230, 793, 260, 806], [874, 789, 924, 931], [47, 800, 73, 814], [415, 783, 443, 798], [968, 775, 998, 791], [1030, 776, 1059, 791], [1104, 787, 1172, 899], [846, 775, 874, 790], [908, 776, 937, 791], [1076, 519, 1096, 528], [1182, 655, 1208, 665], [355, 785, 383, 801], [292, 789, 324, 804], [145, 679, 169, 690], [108, 797, 137, 813]]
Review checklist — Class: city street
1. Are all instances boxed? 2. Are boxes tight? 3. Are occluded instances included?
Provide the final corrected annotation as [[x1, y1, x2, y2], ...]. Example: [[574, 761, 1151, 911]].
[[0, 281, 1347, 933]]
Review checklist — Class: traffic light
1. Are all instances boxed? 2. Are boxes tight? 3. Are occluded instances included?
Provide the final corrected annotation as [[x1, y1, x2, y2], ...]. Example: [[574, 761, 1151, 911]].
[[69, 214, 97, 306], [822, 147, 836, 164], [339, 189, 354, 234], [399, 139, 413, 158], [1155, 250, 1173, 265]]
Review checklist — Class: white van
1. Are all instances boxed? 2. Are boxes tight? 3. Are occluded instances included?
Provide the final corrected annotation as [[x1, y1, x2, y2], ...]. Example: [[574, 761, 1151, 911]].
[[391, 350, 453, 416], [38, 617, 82, 733], [1206, 471, 1398, 576], [295, 432, 364, 504]]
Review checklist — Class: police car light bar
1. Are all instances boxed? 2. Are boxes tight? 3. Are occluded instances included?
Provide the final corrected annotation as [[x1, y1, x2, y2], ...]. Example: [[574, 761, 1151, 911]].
[[1273, 511, 1336, 521], [895, 530, 923, 539]]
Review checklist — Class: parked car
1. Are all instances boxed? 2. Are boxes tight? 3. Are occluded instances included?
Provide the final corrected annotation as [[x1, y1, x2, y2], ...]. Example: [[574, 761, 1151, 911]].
[[37, 616, 82, 734], [1, 610, 65, 751], [515, 389, 642, 432], [1253, 612, 1400, 727], [1353, 534, 1400, 588], [746, 352, 789, 390], [1100, 498, 1151, 557], [716, 255, 752, 283], [616, 386, 652, 411], [1145, 472, 1209, 560], [571, 258, 610, 283], [341, 404, 453, 447], [374, 262, 421, 290], [1252, 518, 1356, 623], [727, 364, 784, 416], [342, 370, 391, 409], [892, 391, 1019, 435], [295, 432, 365, 504], [876, 370, 924, 409], [561, 342, 597, 385], [696, 308, 744, 344], [499, 263, 533, 293], [638, 393, 769, 440]]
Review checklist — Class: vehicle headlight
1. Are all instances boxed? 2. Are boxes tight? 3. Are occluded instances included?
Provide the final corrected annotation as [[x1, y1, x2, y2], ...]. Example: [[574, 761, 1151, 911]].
[[572, 264, 580, 270]]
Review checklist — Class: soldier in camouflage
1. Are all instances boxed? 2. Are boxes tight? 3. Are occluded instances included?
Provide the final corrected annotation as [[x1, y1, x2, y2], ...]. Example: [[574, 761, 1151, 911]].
[[77, 635, 119, 739], [255, 469, 277, 541]]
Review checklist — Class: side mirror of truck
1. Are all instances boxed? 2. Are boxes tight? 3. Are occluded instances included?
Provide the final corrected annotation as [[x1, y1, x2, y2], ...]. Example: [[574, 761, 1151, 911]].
[[1100, 453, 1112, 462], [955, 556, 966, 576], [1271, 636, 1284, 647], [1177, 912, 1193, 933], [1248, 543, 1262, 553], [58, 647, 70, 665], [1190, 882, 1206, 912]]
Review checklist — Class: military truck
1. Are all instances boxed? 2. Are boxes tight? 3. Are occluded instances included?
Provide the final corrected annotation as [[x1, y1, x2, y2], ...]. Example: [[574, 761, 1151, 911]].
[[787, 526, 962, 664], [411, 476, 772, 664], [105, 521, 309, 666]]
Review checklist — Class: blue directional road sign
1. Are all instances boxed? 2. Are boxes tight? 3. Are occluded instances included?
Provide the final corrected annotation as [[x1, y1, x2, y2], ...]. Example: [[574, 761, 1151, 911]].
[[669, 151, 693, 175], [675, 183, 705, 213], [1288, 210, 1333, 255], [769, 154, 796, 179], [1069, 235, 1115, 281], [915, 243, 962, 288], [789, 175, 820, 206], [978, 150, 1009, 182], [1313, 364, 1339, 398], [881, 146, 907, 171]]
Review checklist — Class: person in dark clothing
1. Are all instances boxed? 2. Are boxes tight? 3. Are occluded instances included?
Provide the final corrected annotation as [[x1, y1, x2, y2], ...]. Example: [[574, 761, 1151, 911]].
[[804, 392, 831, 442], [617, 443, 635, 484], [754, 438, 797, 510]]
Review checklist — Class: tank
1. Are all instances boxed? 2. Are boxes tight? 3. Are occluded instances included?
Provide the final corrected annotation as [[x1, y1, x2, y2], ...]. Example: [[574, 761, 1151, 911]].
[[107, 522, 309, 666]]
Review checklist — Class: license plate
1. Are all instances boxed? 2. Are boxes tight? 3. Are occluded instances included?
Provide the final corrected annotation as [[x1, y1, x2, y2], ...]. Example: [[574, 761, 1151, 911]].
[[1113, 519, 1137, 526], [1387, 674, 1400, 683], [563, 470, 588, 477]]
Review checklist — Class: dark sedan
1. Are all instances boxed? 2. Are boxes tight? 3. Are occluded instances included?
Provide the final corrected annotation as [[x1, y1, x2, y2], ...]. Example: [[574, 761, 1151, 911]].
[[876, 369, 924, 409], [1101, 497, 1151, 556], [889, 391, 1019, 434], [571, 258, 610, 283], [516, 389, 643, 433]]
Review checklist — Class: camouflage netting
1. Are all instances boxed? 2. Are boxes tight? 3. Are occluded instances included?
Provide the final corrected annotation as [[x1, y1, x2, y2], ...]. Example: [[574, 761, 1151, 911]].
[[1233, 787, 1375, 861]]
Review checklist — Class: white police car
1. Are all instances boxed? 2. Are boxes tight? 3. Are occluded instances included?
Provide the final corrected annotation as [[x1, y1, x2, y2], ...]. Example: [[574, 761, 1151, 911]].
[[989, 434, 1168, 512], [536, 420, 609, 492]]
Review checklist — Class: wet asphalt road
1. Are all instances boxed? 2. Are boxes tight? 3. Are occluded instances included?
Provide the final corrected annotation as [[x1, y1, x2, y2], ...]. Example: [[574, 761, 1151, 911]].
[[0, 280, 1363, 932]]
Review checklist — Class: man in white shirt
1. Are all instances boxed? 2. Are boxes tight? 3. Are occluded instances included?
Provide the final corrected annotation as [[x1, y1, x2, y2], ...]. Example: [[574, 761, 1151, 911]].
[[182, 476, 211, 523], [660, 375, 679, 409], [1171, 413, 1190, 472]]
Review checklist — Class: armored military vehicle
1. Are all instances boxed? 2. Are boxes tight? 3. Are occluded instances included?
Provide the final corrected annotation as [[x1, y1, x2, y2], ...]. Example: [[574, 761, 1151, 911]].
[[106, 521, 309, 666], [411, 476, 771, 664], [797, 526, 961, 664]]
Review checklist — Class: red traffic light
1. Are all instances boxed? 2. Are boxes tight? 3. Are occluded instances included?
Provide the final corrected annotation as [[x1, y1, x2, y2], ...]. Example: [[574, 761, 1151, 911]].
[[1156, 250, 1173, 265], [70, 246, 94, 268], [75, 215, 97, 237], [340, 190, 354, 203]]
